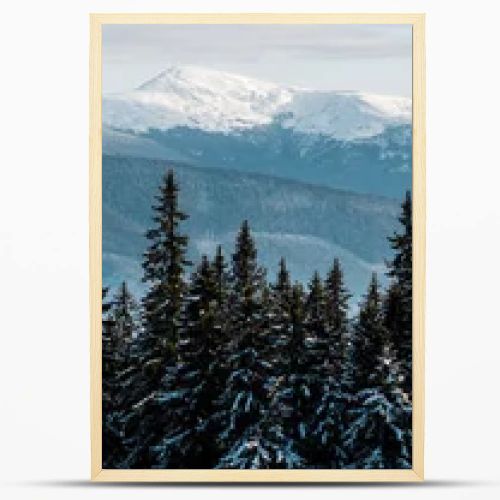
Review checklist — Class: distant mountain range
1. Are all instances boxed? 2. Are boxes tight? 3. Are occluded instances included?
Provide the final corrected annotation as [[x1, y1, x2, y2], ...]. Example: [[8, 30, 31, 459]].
[[103, 155, 400, 304], [103, 65, 412, 199], [102, 66, 411, 305]]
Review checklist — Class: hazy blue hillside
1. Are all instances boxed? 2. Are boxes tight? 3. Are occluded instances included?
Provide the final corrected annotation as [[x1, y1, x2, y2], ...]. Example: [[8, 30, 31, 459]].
[[103, 155, 401, 304], [104, 123, 411, 199]]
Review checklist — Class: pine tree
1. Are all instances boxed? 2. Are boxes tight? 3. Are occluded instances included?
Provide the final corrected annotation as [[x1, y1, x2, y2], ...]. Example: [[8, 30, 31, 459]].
[[102, 284, 138, 468], [216, 221, 275, 468], [216, 414, 303, 469], [209, 245, 232, 439], [312, 260, 352, 468], [153, 256, 221, 468], [263, 259, 303, 468], [102, 287, 112, 315], [324, 258, 351, 380], [126, 169, 191, 467], [102, 286, 115, 415], [351, 273, 387, 393], [305, 272, 328, 355], [111, 281, 140, 342], [229, 220, 265, 319], [102, 287, 120, 468], [217, 280, 303, 472], [217, 267, 303, 470], [304, 271, 330, 393], [294, 272, 332, 465], [267, 258, 292, 372], [288, 283, 306, 382], [100, 168, 415, 469], [344, 344, 412, 469], [142, 169, 190, 369], [344, 274, 412, 468], [312, 382, 348, 468], [212, 245, 230, 308], [279, 281, 319, 465], [385, 190, 413, 398]]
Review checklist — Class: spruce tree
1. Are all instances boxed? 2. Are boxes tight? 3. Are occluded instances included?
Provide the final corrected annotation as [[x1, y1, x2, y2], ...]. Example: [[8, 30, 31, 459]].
[[102, 287, 112, 315], [111, 281, 140, 342], [102, 286, 115, 405], [127, 169, 191, 467], [297, 272, 331, 465], [153, 256, 221, 468], [288, 283, 306, 382], [385, 190, 413, 398], [343, 273, 413, 468], [324, 258, 351, 380], [100, 168, 415, 469], [217, 270, 303, 470], [216, 221, 274, 468], [305, 272, 328, 354], [212, 245, 230, 308], [267, 258, 292, 370], [209, 245, 232, 435], [142, 169, 190, 369], [304, 271, 329, 392], [344, 344, 412, 469], [264, 259, 303, 468], [351, 273, 387, 393], [312, 260, 351, 468], [283, 282, 318, 465], [102, 283, 138, 468], [102, 287, 120, 468], [229, 220, 264, 319]]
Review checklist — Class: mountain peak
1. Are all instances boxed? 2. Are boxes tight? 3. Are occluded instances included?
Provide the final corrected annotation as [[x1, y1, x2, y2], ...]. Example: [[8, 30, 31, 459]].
[[105, 65, 411, 139], [137, 64, 286, 94]]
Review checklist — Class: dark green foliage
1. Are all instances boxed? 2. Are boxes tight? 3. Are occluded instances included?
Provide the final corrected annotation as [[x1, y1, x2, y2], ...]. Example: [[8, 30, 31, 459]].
[[142, 169, 191, 370], [387, 191, 412, 290], [153, 256, 222, 468], [102, 174, 412, 470], [325, 258, 351, 382], [212, 244, 230, 308], [216, 221, 271, 466], [311, 259, 351, 468], [312, 386, 349, 468], [344, 263, 411, 468], [126, 169, 191, 468], [344, 345, 412, 469], [284, 282, 318, 462], [305, 272, 329, 365], [351, 273, 387, 393], [102, 283, 138, 468], [385, 190, 413, 398], [111, 282, 140, 342], [267, 258, 292, 376]]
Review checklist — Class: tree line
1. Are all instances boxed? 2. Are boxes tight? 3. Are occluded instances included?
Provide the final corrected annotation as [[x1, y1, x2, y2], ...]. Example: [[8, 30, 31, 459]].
[[102, 169, 412, 469]]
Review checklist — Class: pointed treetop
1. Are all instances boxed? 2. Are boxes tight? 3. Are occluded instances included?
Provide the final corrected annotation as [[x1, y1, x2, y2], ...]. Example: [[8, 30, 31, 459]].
[[308, 271, 324, 300], [275, 257, 291, 293], [367, 273, 381, 302]]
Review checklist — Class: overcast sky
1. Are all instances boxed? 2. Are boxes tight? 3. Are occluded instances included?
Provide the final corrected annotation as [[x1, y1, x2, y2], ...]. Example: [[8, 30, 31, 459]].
[[103, 24, 412, 97]]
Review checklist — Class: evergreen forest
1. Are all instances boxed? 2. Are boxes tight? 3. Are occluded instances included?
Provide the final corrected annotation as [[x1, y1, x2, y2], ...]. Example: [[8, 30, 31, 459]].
[[102, 169, 413, 469]]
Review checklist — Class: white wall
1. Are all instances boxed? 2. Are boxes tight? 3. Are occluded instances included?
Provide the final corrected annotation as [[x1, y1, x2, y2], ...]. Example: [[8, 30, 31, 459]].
[[1, 1, 499, 499]]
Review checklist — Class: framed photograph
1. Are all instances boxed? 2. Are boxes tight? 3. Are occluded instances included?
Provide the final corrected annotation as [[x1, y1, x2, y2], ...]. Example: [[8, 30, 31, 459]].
[[90, 13, 425, 482]]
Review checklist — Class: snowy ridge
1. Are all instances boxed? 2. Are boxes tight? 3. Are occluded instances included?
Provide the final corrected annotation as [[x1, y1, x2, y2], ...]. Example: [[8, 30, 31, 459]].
[[103, 65, 411, 141]]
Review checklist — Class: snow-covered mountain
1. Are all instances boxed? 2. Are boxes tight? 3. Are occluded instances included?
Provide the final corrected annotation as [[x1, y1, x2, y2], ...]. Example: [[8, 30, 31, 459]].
[[103, 65, 412, 199], [102, 67, 410, 299], [104, 64, 411, 141]]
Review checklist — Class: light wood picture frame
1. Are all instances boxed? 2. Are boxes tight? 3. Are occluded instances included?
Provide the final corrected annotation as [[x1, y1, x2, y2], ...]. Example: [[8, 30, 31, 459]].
[[90, 13, 425, 483]]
